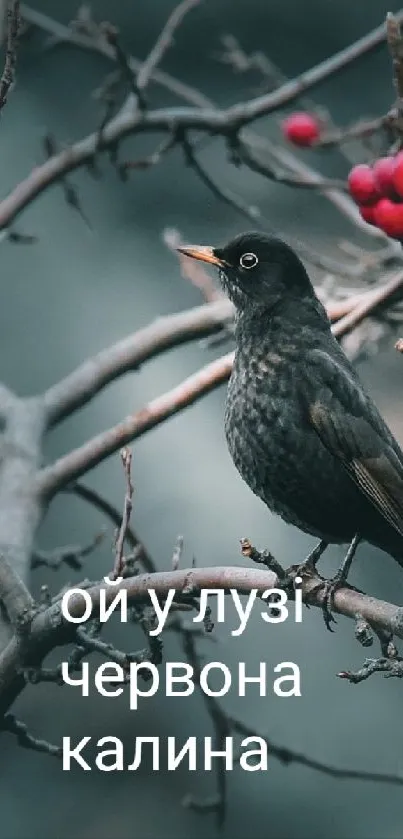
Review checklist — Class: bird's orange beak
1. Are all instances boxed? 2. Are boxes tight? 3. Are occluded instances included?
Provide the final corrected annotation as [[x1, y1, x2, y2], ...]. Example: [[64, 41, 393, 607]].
[[176, 245, 228, 268]]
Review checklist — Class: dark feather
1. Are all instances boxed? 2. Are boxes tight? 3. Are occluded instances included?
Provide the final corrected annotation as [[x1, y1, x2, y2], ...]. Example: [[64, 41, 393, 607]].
[[307, 348, 403, 540]]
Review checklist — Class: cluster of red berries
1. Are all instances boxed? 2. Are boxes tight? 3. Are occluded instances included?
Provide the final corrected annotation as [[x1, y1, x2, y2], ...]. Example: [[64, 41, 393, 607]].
[[347, 157, 403, 238], [281, 111, 403, 240]]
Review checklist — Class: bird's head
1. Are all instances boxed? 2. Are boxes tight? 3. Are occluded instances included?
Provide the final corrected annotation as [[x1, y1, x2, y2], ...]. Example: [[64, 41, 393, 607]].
[[177, 231, 314, 312]]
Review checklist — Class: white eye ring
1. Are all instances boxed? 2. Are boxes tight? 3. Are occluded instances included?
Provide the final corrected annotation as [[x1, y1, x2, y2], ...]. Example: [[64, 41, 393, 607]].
[[240, 252, 258, 269]]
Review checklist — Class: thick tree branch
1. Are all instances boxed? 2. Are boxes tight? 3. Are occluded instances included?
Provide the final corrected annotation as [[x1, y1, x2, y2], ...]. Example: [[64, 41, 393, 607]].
[[0, 0, 19, 113], [38, 353, 234, 497], [43, 299, 233, 428], [1, 562, 403, 718], [0, 554, 34, 629], [0, 396, 46, 651]]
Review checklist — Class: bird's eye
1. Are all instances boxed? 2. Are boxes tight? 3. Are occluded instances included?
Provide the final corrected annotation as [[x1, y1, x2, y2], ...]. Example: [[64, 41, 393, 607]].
[[240, 252, 258, 270]]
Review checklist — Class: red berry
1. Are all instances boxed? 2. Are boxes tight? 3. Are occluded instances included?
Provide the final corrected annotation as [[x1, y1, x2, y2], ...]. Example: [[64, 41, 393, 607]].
[[373, 198, 403, 238], [348, 164, 379, 206], [282, 112, 321, 147], [392, 153, 403, 197], [359, 205, 376, 225], [372, 156, 395, 197]]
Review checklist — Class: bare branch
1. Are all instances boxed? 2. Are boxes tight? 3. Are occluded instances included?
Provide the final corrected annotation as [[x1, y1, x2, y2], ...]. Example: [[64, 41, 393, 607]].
[[0, 553, 34, 629], [43, 299, 233, 428], [231, 716, 403, 785], [28, 565, 403, 644], [0, 0, 20, 113], [0, 397, 46, 649], [339, 657, 403, 683], [180, 140, 355, 280], [118, 134, 177, 178], [38, 353, 234, 497], [31, 531, 105, 571], [387, 12, 403, 110], [136, 0, 202, 92], [333, 270, 403, 338], [69, 481, 156, 574], [225, 12, 403, 129], [20, 4, 213, 108], [75, 626, 145, 668], [314, 116, 388, 149], [111, 447, 134, 580], [251, 137, 395, 244], [182, 136, 264, 225], [180, 138, 380, 276], [101, 23, 146, 111], [2, 561, 403, 721], [1, 713, 62, 757], [232, 137, 347, 191]]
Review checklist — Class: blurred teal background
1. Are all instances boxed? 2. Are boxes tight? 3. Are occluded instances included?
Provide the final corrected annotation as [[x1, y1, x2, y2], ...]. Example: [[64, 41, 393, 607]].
[[2, 2, 403, 838]]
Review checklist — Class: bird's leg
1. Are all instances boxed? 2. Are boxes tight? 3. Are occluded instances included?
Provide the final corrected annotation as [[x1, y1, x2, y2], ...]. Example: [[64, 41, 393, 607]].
[[319, 533, 361, 631], [295, 539, 328, 578]]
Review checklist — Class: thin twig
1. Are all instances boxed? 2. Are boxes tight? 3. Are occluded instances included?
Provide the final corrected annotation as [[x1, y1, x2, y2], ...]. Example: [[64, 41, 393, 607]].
[[101, 23, 146, 110], [182, 136, 264, 224], [339, 657, 403, 683], [387, 13, 403, 113], [332, 270, 403, 338], [1, 713, 62, 757], [112, 447, 134, 579], [20, 4, 213, 108], [118, 133, 177, 178], [232, 137, 347, 191], [31, 531, 105, 571], [69, 481, 156, 574], [136, 0, 202, 91]]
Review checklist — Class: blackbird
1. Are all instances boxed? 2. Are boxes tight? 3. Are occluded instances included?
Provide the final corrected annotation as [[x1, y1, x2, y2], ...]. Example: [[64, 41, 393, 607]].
[[177, 231, 403, 626]]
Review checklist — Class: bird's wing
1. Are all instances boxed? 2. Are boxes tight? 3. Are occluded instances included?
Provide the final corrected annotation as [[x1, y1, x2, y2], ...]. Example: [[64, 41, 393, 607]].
[[304, 347, 403, 538]]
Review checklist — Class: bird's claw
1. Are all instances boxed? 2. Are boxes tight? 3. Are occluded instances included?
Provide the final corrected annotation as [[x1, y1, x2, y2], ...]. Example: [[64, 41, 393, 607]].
[[308, 571, 348, 631], [319, 578, 340, 631]]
